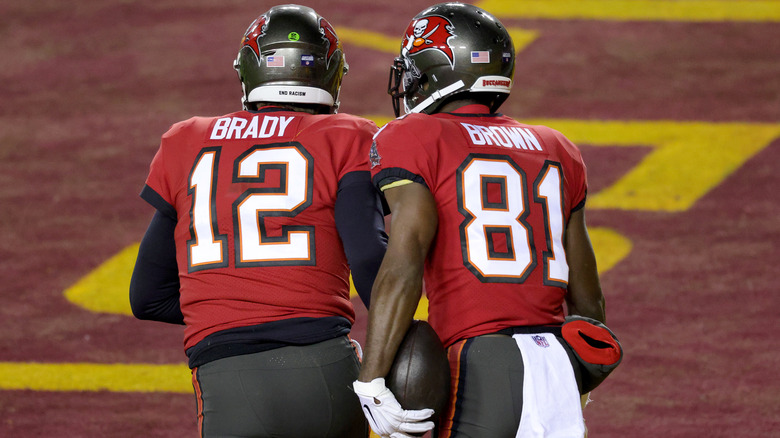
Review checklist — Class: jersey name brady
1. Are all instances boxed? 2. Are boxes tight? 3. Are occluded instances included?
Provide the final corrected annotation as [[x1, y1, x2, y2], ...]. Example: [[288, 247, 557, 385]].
[[210, 115, 296, 140], [460, 122, 543, 151]]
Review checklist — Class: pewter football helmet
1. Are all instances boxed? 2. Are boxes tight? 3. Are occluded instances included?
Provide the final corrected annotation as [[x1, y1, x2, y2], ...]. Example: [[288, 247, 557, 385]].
[[388, 2, 514, 116], [234, 4, 348, 111]]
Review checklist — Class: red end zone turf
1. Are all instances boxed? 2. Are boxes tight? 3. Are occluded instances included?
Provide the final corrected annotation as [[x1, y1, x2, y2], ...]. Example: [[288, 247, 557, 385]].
[[1, 1, 779, 437]]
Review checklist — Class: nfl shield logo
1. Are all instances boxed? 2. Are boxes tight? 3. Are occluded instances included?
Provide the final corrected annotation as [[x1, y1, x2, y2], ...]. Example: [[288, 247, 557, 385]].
[[532, 335, 549, 348], [369, 141, 381, 168]]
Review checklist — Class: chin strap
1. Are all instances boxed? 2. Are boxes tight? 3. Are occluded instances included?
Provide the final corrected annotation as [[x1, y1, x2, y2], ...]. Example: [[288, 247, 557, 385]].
[[407, 80, 465, 114]]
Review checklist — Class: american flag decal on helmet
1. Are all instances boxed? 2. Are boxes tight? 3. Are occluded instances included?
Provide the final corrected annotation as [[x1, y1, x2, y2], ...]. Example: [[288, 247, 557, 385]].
[[471, 51, 490, 63]]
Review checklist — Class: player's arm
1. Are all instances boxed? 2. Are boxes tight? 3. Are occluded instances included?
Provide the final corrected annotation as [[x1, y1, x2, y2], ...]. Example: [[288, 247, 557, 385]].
[[358, 181, 437, 381], [353, 181, 437, 436], [335, 170, 388, 309], [564, 207, 606, 323], [129, 210, 184, 325]]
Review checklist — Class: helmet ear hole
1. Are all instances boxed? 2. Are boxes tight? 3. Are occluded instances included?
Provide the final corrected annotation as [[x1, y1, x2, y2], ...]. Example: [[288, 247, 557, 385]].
[[419, 74, 429, 92]]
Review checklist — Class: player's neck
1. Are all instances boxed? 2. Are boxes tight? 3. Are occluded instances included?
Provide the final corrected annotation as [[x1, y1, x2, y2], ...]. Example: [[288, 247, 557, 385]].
[[436, 100, 491, 114], [252, 103, 331, 115]]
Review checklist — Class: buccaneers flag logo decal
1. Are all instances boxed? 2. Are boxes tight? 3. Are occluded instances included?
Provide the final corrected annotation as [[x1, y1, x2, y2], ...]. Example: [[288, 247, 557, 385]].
[[402, 15, 456, 68], [240, 14, 268, 57]]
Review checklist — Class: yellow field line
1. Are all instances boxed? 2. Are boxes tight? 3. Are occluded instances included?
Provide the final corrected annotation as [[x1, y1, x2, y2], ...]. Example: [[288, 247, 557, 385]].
[[336, 28, 400, 54], [336, 27, 539, 55], [476, 0, 780, 22], [523, 119, 780, 211], [0, 362, 192, 393]]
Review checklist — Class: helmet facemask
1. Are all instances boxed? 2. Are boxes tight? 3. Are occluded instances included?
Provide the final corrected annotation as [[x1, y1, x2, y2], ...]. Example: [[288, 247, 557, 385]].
[[388, 56, 423, 117]]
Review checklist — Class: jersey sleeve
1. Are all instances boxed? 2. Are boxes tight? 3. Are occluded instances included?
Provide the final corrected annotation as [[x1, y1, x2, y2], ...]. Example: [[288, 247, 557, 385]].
[[370, 116, 437, 192], [559, 130, 588, 213], [316, 115, 379, 180], [141, 119, 197, 219], [539, 127, 588, 213]]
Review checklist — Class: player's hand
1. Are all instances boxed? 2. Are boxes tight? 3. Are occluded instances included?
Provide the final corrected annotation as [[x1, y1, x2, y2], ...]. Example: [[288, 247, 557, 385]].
[[353, 378, 435, 438]]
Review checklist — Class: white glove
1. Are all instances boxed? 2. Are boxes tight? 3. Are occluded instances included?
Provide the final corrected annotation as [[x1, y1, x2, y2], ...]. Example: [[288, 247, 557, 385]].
[[353, 378, 435, 438]]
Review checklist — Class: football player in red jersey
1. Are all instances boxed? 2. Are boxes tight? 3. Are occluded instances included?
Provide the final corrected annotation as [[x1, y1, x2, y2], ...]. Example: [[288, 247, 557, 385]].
[[129, 5, 386, 437], [355, 3, 620, 438]]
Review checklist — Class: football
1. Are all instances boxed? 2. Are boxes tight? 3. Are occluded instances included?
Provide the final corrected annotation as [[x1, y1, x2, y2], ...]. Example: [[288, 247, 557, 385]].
[[386, 320, 451, 422]]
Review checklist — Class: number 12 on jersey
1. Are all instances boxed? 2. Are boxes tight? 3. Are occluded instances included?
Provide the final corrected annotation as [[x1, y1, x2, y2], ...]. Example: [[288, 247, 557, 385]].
[[187, 143, 315, 272], [457, 154, 568, 286]]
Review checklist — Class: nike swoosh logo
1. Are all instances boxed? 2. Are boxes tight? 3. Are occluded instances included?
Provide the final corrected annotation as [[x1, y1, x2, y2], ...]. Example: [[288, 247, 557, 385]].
[[362, 404, 376, 423]]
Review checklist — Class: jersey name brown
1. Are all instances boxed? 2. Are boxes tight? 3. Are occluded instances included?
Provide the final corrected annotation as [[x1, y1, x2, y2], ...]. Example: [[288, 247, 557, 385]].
[[459, 122, 543, 151]]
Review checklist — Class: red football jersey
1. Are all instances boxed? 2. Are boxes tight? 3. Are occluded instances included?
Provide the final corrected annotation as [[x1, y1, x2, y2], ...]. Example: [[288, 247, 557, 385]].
[[144, 108, 377, 350], [371, 106, 588, 347]]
